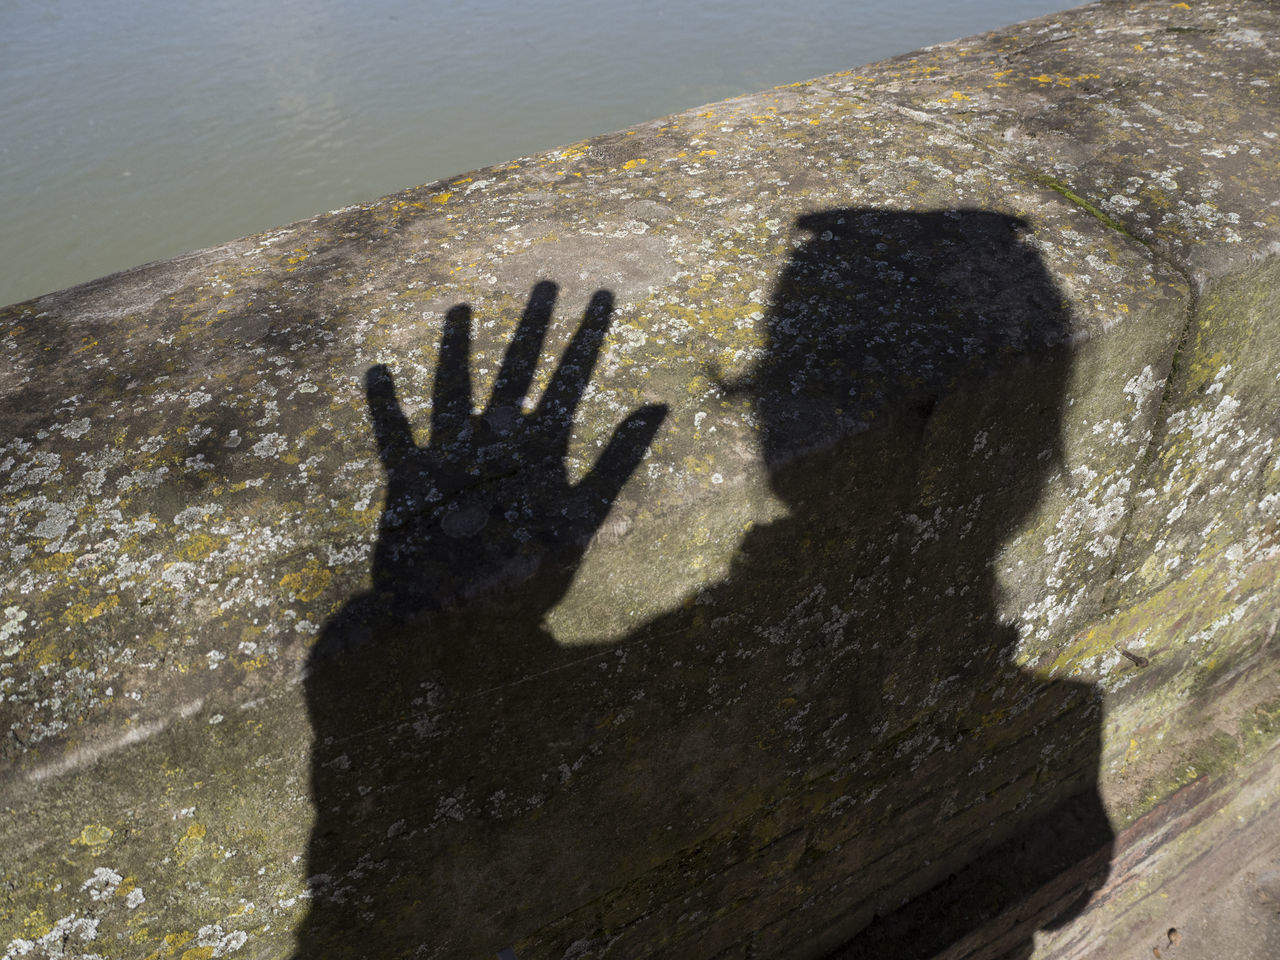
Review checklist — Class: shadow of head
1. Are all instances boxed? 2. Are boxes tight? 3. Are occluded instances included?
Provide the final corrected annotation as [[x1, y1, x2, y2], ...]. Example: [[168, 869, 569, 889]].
[[748, 208, 1072, 564]]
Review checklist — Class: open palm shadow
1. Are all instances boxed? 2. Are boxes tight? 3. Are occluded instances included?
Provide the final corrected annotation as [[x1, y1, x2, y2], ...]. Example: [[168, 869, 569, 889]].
[[296, 211, 1112, 960], [296, 283, 666, 958]]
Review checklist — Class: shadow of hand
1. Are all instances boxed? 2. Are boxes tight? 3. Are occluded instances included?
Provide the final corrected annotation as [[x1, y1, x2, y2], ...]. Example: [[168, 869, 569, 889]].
[[365, 280, 667, 620]]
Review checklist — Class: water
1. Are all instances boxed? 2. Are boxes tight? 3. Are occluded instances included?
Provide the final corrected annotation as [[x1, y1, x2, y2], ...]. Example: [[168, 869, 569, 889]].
[[0, 0, 1073, 307]]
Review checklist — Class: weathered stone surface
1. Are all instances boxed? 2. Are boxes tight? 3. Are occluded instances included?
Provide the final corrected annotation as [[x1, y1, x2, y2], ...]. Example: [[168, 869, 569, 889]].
[[1, 2, 1277, 958]]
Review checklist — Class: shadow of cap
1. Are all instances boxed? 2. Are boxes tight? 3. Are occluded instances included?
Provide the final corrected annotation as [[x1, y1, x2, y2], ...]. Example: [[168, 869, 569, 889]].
[[752, 209, 1067, 474]]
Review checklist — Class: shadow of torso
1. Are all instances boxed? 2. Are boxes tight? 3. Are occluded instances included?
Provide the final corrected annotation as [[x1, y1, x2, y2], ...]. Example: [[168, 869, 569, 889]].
[[296, 210, 1113, 960]]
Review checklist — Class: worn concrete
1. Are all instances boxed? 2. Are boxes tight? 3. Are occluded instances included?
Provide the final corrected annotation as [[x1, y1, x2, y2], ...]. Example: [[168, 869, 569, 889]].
[[2, 1, 1279, 958]]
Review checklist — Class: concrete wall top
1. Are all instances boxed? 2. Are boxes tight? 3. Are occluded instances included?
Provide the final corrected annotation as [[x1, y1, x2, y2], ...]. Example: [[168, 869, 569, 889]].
[[3, 2, 1279, 958]]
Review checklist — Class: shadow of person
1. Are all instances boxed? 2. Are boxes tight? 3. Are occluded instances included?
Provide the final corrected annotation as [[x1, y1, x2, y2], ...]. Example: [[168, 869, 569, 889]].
[[295, 211, 1113, 960]]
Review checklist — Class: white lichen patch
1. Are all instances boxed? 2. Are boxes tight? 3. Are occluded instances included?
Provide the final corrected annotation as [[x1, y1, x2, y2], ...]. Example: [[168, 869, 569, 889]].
[[1, 605, 29, 656], [3, 913, 101, 960], [250, 433, 289, 458], [80, 866, 122, 901], [194, 922, 250, 956]]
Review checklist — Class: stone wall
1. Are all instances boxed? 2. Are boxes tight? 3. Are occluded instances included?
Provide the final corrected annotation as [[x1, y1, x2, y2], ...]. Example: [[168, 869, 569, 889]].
[[2, 2, 1278, 958]]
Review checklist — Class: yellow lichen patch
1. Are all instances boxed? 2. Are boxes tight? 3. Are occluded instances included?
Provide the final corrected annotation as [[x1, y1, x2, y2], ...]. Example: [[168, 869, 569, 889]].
[[32, 551, 75, 573], [176, 822, 207, 862], [181, 948, 215, 960], [23, 906, 52, 937], [280, 560, 333, 603], [542, 143, 590, 170], [941, 91, 972, 102], [431, 192, 453, 205], [622, 158, 648, 170], [144, 931, 195, 960], [237, 652, 270, 672], [74, 823, 114, 846], [1029, 72, 1101, 87], [61, 594, 120, 625], [179, 532, 223, 563]]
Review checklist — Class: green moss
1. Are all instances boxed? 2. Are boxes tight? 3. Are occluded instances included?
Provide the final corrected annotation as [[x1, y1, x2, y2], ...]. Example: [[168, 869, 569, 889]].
[[1032, 175, 1136, 238]]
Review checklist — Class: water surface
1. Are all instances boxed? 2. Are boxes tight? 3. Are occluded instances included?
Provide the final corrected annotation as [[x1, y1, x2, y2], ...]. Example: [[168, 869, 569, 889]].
[[1, 0, 1073, 306]]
